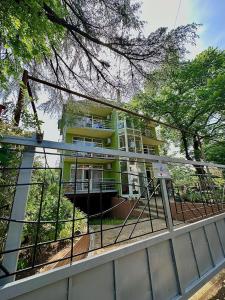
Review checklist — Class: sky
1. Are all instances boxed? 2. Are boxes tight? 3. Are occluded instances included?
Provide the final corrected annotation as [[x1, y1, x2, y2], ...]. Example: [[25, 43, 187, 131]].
[[38, 0, 225, 150]]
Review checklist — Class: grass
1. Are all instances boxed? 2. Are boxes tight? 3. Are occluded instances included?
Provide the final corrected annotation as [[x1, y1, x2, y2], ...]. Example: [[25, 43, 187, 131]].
[[89, 218, 125, 225]]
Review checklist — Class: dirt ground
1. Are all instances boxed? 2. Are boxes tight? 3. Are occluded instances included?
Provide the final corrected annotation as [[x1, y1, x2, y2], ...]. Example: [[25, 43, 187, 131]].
[[190, 269, 225, 300]]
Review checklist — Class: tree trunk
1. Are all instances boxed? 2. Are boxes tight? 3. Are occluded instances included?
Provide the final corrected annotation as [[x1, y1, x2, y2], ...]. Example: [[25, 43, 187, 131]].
[[181, 131, 192, 160], [193, 134, 208, 190], [13, 70, 28, 127]]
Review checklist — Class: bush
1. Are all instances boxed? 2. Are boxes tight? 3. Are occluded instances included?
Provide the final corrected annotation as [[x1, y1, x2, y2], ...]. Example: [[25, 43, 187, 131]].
[[23, 168, 86, 244]]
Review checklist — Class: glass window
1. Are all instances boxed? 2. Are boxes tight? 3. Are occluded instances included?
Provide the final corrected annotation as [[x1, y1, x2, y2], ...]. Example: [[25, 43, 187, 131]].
[[119, 135, 126, 150], [83, 116, 92, 127], [93, 117, 104, 129], [135, 136, 142, 153], [118, 120, 124, 129], [126, 119, 133, 129], [128, 135, 135, 152], [121, 173, 129, 195], [120, 161, 127, 172], [143, 145, 156, 155]]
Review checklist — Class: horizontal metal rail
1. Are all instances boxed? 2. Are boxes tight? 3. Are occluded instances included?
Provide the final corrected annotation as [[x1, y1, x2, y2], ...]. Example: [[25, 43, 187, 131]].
[[2, 135, 225, 169]]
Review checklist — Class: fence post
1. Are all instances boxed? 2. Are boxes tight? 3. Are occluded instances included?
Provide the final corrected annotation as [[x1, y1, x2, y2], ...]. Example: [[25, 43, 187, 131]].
[[160, 178, 174, 231], [1, 147, 35, 285]]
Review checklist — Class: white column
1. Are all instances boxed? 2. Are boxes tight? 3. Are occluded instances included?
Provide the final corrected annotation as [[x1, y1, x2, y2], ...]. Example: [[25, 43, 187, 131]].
[[160, 178, 173, 231], [1, 147, 35, 285]]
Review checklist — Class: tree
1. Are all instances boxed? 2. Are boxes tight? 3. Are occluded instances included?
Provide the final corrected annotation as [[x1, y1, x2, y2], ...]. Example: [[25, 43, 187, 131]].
[[0, 0, 198, 104], [205, 141, 225, 177], [205, 142, 225, 165], [132, 48, 225, 163]]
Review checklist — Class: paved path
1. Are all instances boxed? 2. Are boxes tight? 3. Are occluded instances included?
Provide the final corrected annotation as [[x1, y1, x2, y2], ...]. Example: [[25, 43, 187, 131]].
[[90, 218, 167, 256]]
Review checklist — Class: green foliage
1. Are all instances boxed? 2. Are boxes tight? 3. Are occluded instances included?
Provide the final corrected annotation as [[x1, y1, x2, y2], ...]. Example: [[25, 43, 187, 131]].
[[23, 168, 86, 244], [0, 150, 86, 268], [131, 48, 225, 161], [169, 165, 197, 187], [0, 144, 22, 255], [205, 142, 225, 166], [0, 0, 65, 88]]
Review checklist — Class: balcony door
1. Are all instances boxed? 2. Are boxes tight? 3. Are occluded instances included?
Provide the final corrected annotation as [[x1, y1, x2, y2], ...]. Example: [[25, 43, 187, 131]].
[[92, 167, 103, 190], [71, 165, 103, 192]]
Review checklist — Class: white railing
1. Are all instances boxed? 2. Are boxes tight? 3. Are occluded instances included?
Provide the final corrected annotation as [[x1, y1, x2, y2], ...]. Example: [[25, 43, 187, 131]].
[[64, 179, 116, 193], [67, 116, 112, 130]]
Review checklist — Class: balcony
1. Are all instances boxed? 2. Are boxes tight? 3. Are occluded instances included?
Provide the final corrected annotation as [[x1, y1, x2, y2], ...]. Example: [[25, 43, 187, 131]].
[[66, 116, 114, 138], [64, 179, 117, 194], [142, 129, 164, 146], [63, 149, 115, 164]]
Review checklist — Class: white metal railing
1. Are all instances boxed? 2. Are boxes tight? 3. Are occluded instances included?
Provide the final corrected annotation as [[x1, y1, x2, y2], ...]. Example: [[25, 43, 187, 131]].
[[64, 179, 116, 193], [67, 116, 112, 130], [66, 147, 115, 159]]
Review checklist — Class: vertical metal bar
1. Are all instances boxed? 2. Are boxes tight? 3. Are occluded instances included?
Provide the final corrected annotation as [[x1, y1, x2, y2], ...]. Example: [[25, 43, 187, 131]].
[[197, 182, 207, 217], [31, 181, 45, 268], [1, 147, 35, 284], [146, 185, 154, 233], [171, 182, 178, 224], [198, 182, 210, 217], [113, 260, 118, 300], [203, 226, 215, 267], [160, 178, 173, 231], [214, 222, 225, 257], [152, 180, 159, 218], [87, 168, 91, 234], [70, 157, 78, 263], [176, 187, 186, 222], [100, 181, 103, 248], [189, 232, 201, 278], [146, 247, 155, 300], [170, 238, 184, 296], [55, 168, 62, 240]]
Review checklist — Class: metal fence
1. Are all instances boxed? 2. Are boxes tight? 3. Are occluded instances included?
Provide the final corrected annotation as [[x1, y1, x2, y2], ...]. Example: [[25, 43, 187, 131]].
[[0, 135, 225, 287]]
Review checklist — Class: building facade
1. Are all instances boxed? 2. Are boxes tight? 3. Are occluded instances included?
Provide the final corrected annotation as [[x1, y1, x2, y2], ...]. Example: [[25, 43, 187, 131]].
[[58, 100, 163, 200]]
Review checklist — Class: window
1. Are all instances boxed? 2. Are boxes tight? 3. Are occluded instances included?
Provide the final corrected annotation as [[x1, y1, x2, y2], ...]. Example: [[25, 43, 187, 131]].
[[119, 135, 126, 151], [93, 117, 104, 129], [135, 136, 142, 153], [121, 173, 129, 194], [126, 119, 133, 129], [143, 145, 156, 155], [118, 120, 124, 129], [120, 161, 128, 172], [128, 135, 135, 152]]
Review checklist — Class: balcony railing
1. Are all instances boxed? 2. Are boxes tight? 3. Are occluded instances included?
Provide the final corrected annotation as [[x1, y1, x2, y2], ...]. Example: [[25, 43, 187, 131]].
[[64, 179, 116, 193], [64, 148, 115, 160], [67, 116, 112, 130]]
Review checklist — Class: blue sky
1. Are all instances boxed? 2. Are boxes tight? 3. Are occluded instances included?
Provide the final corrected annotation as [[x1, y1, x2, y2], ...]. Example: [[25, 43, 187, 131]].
[[187, 0, 225, 50], [40, 0, 225, 148], [141, 0, 225, 57]]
